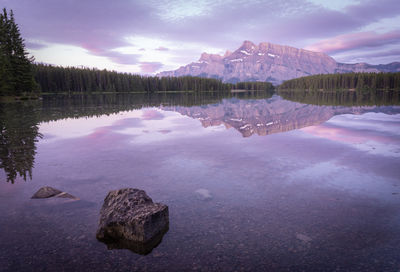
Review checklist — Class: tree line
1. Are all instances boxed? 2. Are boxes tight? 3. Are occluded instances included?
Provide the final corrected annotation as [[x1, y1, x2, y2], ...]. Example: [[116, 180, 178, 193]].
[[34, 64, 235, 94], [279, 89, 400, 107], [232, 81, 274, 91], [278, 72, 400, 91], [0, 8, 37, 97], [34, 64, 275, 94]]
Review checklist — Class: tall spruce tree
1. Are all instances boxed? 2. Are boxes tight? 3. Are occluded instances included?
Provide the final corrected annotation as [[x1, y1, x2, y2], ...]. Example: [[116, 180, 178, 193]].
[[0, 8, 37, 96]]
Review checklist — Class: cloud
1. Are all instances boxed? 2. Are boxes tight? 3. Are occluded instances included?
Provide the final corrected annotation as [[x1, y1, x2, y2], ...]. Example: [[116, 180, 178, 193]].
[[360, 48, 400, 59], [5, 0, 153, 60], [305, 31, 400, 54], [4, 0, 400, 68], [25, 41, 47, 50], [333, 47, 400, 64], [155, 46, 169, 51], [99, 51, 141, 65], [140, 62, 163, 73]]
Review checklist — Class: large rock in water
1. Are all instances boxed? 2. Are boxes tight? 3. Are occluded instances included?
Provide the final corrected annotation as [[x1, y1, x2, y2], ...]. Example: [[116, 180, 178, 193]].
[[96, 188, 169, 254]]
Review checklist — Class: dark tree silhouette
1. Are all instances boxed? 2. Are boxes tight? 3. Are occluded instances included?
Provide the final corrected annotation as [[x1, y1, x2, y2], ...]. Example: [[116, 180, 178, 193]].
[[278, 72, 400, 91], [0, 8, 37, 96]]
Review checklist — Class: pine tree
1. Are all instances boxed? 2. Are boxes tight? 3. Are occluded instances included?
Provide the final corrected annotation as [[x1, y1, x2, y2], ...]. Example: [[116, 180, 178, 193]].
[[0, 8, 37, 97]]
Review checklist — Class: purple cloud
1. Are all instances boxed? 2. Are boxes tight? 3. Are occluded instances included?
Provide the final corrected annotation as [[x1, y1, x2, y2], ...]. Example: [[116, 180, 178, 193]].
[[4, 0, 153, 58], [155, 46, 169, 51], [98, 51, 140, 65], [361, 48, 400, 58], [306, 31, 400, 54], [3, 0, 400, 67], [25, 41, 47, 50], [335, 48, 400, 64], [140, 62, 163, 73]]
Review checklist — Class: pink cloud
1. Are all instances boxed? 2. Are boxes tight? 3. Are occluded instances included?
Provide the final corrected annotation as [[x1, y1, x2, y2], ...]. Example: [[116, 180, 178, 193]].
[[140, 62, 163, 73], [6, 0, 400, 67], [305, 30, 400, 54], [301, 125, 395, 145], [155, 46, 169, 51], [158, 129, 172, 134]]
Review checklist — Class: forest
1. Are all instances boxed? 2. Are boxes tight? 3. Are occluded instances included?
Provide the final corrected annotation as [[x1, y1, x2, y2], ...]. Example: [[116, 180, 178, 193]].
[[34, 64, 274, 94], [34, 64, 232, 94], [278, 72, 400, 91], [279, 89, 400, 106], [232, 81, 274, 91]]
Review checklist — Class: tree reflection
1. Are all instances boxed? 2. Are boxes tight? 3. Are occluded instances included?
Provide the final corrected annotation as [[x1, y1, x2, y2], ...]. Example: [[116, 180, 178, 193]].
[[0, 92, 242, 183], [1, 89, 395, 182], [0, 101, 42, 183]]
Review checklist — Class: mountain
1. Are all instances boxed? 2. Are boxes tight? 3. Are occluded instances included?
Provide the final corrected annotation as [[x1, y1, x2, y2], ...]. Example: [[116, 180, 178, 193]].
[[161, 95, 400, 137], [158, 41, 400, 85]]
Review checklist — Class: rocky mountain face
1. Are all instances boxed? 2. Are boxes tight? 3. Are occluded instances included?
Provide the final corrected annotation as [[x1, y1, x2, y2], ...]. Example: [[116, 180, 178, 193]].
[[158, 41, 400, 85], [162, 95, 400, 137]]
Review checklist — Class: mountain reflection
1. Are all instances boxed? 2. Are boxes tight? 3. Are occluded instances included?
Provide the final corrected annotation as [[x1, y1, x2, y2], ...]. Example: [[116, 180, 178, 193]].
[[0, 92, 255, 183], [163, 93, 400, 137], [1, 90, 399, 183]]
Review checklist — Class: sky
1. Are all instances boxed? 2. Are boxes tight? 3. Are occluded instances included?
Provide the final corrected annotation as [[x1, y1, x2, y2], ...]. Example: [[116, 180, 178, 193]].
[[1, 0, 400, 74]]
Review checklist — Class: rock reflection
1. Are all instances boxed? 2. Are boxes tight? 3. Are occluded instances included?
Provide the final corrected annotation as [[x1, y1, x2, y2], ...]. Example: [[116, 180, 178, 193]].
[[97, 224, 169, 255]]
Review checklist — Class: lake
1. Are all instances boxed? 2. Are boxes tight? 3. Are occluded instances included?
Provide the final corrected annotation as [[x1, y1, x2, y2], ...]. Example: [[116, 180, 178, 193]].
[[1, 91, 400, 271]]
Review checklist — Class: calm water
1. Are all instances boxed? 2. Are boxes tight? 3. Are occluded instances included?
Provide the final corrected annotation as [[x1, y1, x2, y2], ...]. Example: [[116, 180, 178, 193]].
[[1, 91, 400, 271]]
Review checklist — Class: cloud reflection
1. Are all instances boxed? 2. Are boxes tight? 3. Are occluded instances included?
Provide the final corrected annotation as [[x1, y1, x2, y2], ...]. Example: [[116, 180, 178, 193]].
[[301, 113, 400, 157]]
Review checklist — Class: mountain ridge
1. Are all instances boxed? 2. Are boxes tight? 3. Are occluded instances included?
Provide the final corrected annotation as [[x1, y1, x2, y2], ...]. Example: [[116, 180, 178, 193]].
[[158, 40, 400, 85]]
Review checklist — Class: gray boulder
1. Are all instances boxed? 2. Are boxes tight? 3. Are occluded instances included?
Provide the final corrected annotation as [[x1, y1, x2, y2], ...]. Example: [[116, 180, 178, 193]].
[[96, 188, 169, 253], [31, 186, 78, 199]]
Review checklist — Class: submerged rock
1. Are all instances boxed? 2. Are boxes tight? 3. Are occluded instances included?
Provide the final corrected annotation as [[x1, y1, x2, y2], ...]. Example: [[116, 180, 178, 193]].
[[195, 188, 212, 200], [31, 186, 78, 200], [296, 233, 312, 243], [96, 188, 169, 254]]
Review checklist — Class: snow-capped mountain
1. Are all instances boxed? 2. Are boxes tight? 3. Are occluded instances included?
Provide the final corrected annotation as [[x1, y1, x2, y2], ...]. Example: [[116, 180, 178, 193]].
[[158, 41, 400, 85]]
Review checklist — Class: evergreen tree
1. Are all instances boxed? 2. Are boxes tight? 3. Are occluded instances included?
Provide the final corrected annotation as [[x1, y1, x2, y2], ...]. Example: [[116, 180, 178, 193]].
[[0, 8, 37, 96], [278, 72, 400, 91]]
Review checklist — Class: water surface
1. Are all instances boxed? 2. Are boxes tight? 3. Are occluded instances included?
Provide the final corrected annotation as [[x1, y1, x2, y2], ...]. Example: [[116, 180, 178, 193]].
[[1, 92, 400, 271]]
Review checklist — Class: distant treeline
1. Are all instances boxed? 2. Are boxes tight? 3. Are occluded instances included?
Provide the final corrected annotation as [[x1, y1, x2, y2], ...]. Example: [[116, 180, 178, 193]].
[[233, 81, 274, 91], [34, 64, 234, 93], [278, 72, 400, 91], [33, 64, 275, 94]]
